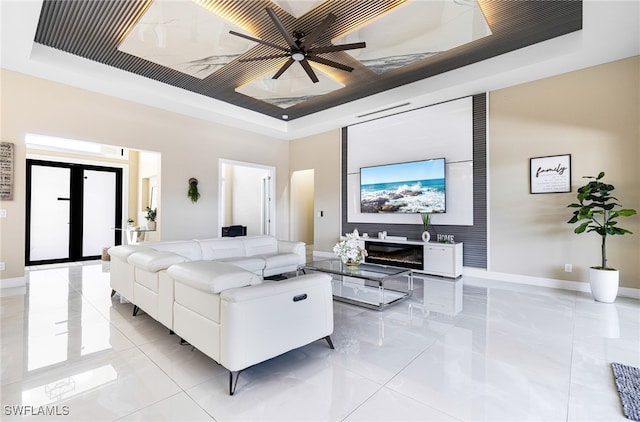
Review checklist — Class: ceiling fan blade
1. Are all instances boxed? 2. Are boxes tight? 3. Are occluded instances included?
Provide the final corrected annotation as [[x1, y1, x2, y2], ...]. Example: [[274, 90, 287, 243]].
[[300, 60, 320, 83], [311, 42, 366, 55], [265, 8, 297, 49], [273, 58, 295, 79], [239, 54, 290, 62], [301, 13, 336, 49], [229, 30, 289, 52], [307, 56, 354, 72]]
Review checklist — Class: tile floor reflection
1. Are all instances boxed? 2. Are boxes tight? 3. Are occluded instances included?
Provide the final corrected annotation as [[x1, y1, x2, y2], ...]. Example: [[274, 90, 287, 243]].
[[1, 261, 638, 421]]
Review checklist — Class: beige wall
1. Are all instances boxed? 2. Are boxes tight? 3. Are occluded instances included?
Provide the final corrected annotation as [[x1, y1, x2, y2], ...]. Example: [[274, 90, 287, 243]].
[[289, 130, 341, 252], [0, 69, 290, 280], [2, 56, 638, 290], [490, 56, 640, 288]]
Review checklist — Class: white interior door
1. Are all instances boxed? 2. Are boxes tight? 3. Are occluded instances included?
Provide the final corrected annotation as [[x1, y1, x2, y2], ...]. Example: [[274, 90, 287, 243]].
[[29, 165, 71, 261], [82, 169, 116, 256]]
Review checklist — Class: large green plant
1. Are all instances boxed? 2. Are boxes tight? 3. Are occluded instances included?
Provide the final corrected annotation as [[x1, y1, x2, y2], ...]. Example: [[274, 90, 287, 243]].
[[567, 172, 636, 269]]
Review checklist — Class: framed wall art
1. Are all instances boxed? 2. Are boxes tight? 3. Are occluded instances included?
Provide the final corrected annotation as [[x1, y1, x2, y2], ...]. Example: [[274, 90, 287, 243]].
[[0, 142, 14, 200], [530, 154, 571, 194]]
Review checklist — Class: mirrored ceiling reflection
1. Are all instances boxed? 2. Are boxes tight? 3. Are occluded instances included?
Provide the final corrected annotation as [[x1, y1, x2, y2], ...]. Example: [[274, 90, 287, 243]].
[[118, 0, 257, 79], [332, 0, 492, 74]]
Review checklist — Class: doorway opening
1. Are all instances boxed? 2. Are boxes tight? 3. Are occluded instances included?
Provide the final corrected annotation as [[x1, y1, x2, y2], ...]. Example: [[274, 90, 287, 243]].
[[219, 159, 276, 237], [290, 169, 315, 254], [25, 134, 161, 264]]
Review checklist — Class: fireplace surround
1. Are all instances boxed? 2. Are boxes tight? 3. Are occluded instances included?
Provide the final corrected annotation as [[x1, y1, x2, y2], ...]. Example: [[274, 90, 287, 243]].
[[363, 238, 463, 278]]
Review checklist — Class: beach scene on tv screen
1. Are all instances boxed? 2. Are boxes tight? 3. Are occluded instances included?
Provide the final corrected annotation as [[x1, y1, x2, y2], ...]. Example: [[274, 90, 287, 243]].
[[361, 158, 446, 213]]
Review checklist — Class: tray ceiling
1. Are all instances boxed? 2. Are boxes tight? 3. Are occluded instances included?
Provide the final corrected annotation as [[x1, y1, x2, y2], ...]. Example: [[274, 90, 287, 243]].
[[34, 0, 582, 121]]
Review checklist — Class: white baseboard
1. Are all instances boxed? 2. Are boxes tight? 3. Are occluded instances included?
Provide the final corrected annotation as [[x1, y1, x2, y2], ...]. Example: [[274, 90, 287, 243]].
[[308, 253, 640, 300], [0, 276, 27, 289], [462, 267, 640, 299]]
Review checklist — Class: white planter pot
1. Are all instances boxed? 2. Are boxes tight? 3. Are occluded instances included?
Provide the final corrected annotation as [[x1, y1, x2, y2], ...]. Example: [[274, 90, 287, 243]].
[[146, 221, 157, 230], [589, 267, 619, 303]]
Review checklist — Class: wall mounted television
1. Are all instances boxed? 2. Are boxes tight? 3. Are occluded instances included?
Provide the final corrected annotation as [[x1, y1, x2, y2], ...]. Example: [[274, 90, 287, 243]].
[[360, 158, 446, 214]]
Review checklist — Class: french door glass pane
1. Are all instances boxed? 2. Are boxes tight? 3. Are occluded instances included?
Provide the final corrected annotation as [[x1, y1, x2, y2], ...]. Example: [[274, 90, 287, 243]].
[[82, 170, 116, 256], [30, 166, 70, 261]]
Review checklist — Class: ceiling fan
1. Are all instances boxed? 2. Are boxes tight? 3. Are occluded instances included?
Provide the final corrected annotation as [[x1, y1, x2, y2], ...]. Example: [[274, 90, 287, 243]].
[[229, 8, 366, 83]]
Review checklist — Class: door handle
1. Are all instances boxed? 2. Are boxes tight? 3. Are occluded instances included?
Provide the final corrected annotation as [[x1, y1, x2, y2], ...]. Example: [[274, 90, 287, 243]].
[[57, 197, 71, 201]]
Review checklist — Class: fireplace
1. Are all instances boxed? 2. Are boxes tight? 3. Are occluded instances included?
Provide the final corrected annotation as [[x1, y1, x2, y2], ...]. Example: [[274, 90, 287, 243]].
[[364, 241, 424, 270]]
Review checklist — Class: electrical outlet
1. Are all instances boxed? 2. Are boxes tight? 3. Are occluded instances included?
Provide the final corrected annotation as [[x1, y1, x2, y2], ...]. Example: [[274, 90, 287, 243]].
[[564, 264, 572, 273], [0, 209, 6, 218], [0, 262, 5, 271]]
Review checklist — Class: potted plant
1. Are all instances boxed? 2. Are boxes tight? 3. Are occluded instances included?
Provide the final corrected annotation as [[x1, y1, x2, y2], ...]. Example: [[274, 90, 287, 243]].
[[188, 177, 200, 203], [127, 217, 135, 228], [420, 212, 431, 242], [333, 232, 367, 267], [145, 207, 157, 230], [567, 172, 636, 302]]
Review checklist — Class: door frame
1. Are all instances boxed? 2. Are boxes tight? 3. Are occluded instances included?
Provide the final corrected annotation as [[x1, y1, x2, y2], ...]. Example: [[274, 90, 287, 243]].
[[218, 159, 276, 237], [25, 158, 124, 265]]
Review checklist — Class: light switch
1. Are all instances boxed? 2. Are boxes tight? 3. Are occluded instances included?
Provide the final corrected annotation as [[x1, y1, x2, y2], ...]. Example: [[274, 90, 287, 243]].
[[0, 209, 6, 218]]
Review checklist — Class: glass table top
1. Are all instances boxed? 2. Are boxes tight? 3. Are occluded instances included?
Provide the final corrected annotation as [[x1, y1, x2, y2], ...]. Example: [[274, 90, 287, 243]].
[[304, 259, 411, 281]]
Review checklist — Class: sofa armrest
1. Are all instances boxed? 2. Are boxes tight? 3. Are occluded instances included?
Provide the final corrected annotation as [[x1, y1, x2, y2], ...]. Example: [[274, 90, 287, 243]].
[[219, 273, 333, 372], [277, 240, 306, 265]]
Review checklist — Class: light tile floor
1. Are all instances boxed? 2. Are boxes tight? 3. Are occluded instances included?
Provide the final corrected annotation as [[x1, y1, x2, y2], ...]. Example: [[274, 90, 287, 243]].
[[1, 261, 638, 421]]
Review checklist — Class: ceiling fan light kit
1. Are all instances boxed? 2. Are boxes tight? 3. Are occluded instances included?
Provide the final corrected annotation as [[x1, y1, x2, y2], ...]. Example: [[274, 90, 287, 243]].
[[230, 7, 366, 83]]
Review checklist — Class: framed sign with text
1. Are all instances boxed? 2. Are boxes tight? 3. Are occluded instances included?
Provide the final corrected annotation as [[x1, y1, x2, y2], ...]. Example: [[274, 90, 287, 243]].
[[0, 142, 14, 200], [530, 154, 571, 194]]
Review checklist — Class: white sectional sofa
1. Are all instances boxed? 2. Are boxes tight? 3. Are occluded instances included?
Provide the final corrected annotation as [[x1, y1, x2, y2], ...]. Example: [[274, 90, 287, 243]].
[[107, 237, 332, 395], [108, 235, 306, 325]]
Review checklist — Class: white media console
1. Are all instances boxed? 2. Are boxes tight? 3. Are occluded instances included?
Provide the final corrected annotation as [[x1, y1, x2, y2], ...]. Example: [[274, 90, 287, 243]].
[[361, 237, 463, 278]]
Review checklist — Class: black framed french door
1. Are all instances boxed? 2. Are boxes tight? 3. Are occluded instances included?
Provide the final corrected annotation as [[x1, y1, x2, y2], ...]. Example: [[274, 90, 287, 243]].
[[25, 159, 123, 265]]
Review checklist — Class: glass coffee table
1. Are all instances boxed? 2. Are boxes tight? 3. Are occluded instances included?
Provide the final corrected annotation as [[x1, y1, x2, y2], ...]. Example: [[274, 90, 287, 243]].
[[304, 259, 413, 310]]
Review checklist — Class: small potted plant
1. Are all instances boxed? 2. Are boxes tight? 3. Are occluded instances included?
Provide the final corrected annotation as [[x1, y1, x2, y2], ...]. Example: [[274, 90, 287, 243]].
[[567, 172, 636, 302], [145, 207, 157, 230], [420, 212, 431, 242], [127, 217, 135, 228]]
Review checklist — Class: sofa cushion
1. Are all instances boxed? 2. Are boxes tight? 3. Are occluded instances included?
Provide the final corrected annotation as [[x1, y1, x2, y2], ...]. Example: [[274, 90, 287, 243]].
[[260, 252, 301, 271], [174, 281, 222, 324], [217, 256, 266, 273], [241, 236, 278, 257], [168, 261, 262, 294], [128, 250, 188, 272], [108, 245, 152, 260], [197, 238, 247, 261], [146, 240, 203, 261]]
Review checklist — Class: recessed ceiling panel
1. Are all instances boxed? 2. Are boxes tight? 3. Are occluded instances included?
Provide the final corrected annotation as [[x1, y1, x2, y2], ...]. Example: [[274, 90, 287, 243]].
[[118, 0, 256, 79], [332, 0, 492, 74], [236, 64, 345, 108], [34, 0, 582, 120], [269, 0, 327, 18]]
